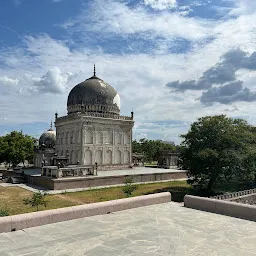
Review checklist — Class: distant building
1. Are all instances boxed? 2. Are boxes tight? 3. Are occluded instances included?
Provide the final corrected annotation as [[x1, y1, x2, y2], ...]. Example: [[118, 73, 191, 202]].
[[132, 153, 144, 166], [34, 122, 56, 167], [157, 150, 179, 169], [158, 140, 175, 146]]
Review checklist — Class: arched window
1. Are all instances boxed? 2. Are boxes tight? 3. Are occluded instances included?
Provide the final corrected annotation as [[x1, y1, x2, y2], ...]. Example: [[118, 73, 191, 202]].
[[96, 131, 103, 144], [105, 131, 113, 144], [115, 150, 121, 164], [105, 150, 112, 165], [95, 150, 102, 164], [76, 130, 80, 143], [124, 150, 130, 164], [85, 130, 93, 144], [66, 132, 69, 144], [84, 150, 92, 165], [116, 133, 121, 145]]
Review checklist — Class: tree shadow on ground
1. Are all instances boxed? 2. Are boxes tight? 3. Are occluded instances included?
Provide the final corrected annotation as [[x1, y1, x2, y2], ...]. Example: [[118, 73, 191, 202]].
[[143, 186, 195, 202], [144, 186, 218, 202], [144, 181, 256, 202]]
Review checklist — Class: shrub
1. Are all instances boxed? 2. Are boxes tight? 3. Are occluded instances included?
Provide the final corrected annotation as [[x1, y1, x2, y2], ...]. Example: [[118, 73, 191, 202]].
[[0, 209, 9, 217], [122, 177, 138, 197], [23, 192, 48, 211]]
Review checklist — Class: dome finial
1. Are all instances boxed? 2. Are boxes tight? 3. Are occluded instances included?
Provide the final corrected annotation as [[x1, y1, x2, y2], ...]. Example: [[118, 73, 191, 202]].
[[48, 120, 53, 131], [93, 64, 96, 76]]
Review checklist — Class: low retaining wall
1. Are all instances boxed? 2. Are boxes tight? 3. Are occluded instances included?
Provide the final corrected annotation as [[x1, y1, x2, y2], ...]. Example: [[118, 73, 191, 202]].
[[0, 192, 171, 233], [29, 171, 187, 190], [184, 195, 256, 221]]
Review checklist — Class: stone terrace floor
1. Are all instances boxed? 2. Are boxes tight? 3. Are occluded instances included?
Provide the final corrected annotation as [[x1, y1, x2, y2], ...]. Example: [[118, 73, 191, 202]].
[[0, 202, 256, 256]]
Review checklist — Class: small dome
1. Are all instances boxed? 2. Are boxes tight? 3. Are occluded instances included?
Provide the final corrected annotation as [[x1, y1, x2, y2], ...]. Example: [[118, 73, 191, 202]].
[[67, 67, 120, 115], [39, 125, 56, 148]]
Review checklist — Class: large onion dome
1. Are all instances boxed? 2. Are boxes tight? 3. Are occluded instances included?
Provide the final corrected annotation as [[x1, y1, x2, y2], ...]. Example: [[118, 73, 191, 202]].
[[67, 65, 120, 115], [39, 122, 56, 148]]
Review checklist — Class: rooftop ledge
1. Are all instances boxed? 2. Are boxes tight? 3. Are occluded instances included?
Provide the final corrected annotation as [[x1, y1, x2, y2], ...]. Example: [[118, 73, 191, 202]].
[[56, 112, 133, 122]]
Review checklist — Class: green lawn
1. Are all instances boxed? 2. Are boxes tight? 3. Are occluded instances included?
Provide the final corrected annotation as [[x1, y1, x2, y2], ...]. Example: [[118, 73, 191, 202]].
[[0, 179, 254, 216], [0, 180, 190, 215], [0, 187, 76, 215]]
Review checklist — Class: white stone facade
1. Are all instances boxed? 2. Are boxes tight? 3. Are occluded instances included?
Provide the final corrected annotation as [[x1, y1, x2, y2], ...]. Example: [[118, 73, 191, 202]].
[[55, 113, 133, 169]]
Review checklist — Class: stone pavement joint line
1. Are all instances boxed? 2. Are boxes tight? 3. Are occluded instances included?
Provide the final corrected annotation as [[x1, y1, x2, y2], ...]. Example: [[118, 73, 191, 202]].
[[0, 202, 255, 256]]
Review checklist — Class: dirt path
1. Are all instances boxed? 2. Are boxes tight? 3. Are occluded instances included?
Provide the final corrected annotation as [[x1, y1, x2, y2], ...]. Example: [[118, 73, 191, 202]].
[[55, 194, 84, 204]]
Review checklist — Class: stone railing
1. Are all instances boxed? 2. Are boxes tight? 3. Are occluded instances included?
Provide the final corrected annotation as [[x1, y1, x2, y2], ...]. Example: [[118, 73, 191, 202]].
[[210, 188, 256, 200], [57, 112, 133, 122], [42, 165, 95, 178], [67, 104, 120, 116]]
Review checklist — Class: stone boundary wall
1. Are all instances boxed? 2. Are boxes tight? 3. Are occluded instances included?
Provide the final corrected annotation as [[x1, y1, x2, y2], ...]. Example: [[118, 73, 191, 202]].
[[184, 195, 256, 221], [29, 171, 187, 190], [0, 192, 171, 233], [210, 188, 256, 200]]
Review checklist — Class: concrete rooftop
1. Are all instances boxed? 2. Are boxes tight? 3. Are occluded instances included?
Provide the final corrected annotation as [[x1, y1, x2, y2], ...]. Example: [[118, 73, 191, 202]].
[[0, 202, 255, 256]]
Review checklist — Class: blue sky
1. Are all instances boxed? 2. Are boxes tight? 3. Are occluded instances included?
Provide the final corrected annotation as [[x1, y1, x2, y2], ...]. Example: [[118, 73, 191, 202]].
[[0, 0, 256, 143]]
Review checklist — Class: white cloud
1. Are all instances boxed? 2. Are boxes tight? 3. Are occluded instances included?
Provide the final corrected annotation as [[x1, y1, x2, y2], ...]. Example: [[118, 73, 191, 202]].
[[62, 0, 213, 42], [33, 67, 74, 94], [229, 0, 256, 15], [1, 0, 256, 142], [144, 0, 177, 10], [0, 76, 19, 86]]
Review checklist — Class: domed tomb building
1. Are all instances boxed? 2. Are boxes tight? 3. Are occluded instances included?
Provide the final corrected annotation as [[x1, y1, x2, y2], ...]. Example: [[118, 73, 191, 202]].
[[34, 122, 56, 167], [54, 67, 134, 170]]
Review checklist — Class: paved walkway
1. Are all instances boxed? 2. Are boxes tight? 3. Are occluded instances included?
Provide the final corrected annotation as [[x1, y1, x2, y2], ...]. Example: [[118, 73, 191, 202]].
[[0, 202, 255, 256]]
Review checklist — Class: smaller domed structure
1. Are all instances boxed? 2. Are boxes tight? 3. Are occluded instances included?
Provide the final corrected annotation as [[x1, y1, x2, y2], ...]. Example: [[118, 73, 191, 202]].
[[39, 122, 56, 149]]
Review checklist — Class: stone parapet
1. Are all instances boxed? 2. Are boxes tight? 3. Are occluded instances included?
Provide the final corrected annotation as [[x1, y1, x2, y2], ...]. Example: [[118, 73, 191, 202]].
[[56, 112, 133, 124], [0, 192, 171, 233], [28, 170, 187, 190], [184, 195, 256, 221]]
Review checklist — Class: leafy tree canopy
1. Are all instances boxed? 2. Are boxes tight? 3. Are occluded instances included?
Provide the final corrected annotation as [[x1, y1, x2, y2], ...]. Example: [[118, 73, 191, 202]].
[[0, 131, 35, 167], [178, 115, 256, 191], [132, 138, 178, 163]]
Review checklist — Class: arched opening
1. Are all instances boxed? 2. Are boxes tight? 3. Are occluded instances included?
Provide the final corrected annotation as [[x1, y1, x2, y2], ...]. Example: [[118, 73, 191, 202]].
[[76, 150, 80, 163], [85, 150, 92, 165], [105, 150, 112, 165], [116, 133, 121, 145], [76, 130, 80, 143], [115, 150, 121, 164], [85, 130, 93, 144], [66, 132, 69, 144], [95, 131, 103, 144], [95, 150, 102, 164], [105, 131, 113, 144], [124, 150, 130, 164]]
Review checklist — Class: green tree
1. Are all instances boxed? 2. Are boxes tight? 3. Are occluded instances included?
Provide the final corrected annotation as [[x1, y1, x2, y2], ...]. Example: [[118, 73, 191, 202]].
[[132, 139, 177, 163], [23, 192, 48, 211], [178, 115, 256, 191], [0, 131, 35, 167]]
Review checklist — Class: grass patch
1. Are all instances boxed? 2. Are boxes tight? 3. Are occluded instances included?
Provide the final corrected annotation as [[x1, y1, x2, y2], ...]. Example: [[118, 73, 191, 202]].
[[1, 179, 253, 216], [0, 181, 190, 215], [49, 180, 192, 204], [0, 187, 76, 215]]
